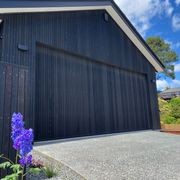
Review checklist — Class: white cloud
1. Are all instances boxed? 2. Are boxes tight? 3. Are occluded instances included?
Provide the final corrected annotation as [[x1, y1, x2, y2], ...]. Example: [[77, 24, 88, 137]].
[[171, 80, 180, 87], [156, 79, 169, 91], [164, 40, 180, 50], [165, 39, 173, 46], [174, 63, 180, 72], [114, 0, 162, 36], [114, 0, 174, 36], [156, 78, 180, 91], [163, 0, 174, 17], [172, 14, 180, 31], [176, 0, 180, 6], [174, 42, 180, 48]]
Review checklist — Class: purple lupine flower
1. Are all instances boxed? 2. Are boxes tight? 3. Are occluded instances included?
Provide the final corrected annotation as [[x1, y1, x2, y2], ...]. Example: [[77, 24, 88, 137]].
[[19, 129, 34, 157], [19, 154, 32, 166], [11, 113, 34, 166], [18, 129, 34, 166], [13, 135, 22, 150], [11, 113, 24, 144]]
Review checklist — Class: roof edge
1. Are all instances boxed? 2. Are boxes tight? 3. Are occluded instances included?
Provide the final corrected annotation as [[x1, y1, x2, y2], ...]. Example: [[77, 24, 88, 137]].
[[0, 1, 165, 72], [110, 0, 165, 70]]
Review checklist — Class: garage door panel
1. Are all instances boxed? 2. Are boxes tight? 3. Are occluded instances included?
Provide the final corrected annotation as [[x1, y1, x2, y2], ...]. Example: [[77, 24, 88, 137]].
[[35, 44, 151, 141]]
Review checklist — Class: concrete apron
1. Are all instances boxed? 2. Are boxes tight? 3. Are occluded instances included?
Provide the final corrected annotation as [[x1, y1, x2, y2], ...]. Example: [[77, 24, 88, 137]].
[[33, 130, 180, 180]]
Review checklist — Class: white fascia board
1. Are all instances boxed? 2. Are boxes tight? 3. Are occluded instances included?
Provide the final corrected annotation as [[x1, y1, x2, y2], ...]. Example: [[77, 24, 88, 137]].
[[105, 6, 164, 72], [0, 3, 164, 72], [0, 6, 105, 13]]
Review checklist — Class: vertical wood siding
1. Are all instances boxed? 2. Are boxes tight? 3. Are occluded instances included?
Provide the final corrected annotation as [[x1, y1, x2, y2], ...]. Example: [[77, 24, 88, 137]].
[[0, 21, 3, 61], [0, 62, 29, 177], [0, 10, 160, 141], [35, 43, 151, 140]]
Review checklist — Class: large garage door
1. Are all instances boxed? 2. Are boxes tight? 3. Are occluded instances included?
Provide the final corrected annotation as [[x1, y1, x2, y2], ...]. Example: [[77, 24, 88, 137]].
[[35, 43, 151, 141]]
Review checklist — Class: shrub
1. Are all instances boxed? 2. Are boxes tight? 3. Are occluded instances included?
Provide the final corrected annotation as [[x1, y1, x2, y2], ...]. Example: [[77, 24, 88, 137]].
[[158, 98, 171, 124], [163, 116, 176, 124], [175, 119, 180, 124], [169, 97, 180, 119], [159, 97, 180, 124]]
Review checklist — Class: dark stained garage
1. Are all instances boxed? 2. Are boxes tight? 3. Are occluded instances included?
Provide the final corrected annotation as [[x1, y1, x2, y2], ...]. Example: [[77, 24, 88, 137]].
[[0, 0, 164, 158], [35, 43, 152, 140]]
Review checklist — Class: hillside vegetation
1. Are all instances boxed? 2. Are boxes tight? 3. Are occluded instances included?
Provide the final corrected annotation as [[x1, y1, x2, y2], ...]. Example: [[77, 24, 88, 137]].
[[158, 97, 180, 124]]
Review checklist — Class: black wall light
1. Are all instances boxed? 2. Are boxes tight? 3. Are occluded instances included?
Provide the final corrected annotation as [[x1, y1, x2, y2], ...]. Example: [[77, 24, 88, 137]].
[[0, 19, 4, 40], [104, 13, 109, 22], [151, 79, 156, 83]]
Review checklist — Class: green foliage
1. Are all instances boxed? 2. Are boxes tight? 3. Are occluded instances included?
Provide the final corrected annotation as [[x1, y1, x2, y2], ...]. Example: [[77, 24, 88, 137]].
[[158, 98, 171, 124], [0, 154, 42, 180], [169, 97, 180, 119], [10, 164, 21, 173], [0, 161, 21, 180], [1, 173, 19, 180], [175, 119, 180, 124], [42, 166, 57, 178], [163, 116, 176, 124], [146, 36, 178, 79], [0, 162, 12, 169], [159, 97, 180, 124], [29, 167, 42, 175]]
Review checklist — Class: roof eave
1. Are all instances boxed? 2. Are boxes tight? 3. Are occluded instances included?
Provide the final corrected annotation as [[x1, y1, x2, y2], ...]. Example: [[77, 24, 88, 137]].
[[0, 1, 165, 72]]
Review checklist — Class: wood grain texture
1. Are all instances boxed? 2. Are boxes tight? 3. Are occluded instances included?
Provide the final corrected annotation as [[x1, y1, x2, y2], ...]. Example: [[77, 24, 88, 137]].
[[35, 44, 151, 140], [0, 62, 29, 178], [0, 10, 160, 141]]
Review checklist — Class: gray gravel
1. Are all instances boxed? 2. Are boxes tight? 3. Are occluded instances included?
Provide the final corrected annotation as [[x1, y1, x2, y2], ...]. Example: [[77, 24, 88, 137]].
[[34, 131, 180, 180], [26, 171, 47, 180], [29, 149, 85, 180]]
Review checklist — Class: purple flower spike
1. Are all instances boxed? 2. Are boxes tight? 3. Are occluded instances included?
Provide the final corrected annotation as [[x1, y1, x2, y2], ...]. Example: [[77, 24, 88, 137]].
[[19, 129, 34, 157], [19, 154, 32, 166], [11, 113, 24, 150], [11, 113, 34, 167]]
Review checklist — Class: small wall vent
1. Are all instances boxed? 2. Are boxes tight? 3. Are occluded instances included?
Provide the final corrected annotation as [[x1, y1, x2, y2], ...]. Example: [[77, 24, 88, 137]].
[[18, 44, 29, 51]]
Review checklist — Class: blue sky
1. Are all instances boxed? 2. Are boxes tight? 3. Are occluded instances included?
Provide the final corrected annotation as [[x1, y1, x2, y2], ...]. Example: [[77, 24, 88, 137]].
[[114, 0, 180, 91]]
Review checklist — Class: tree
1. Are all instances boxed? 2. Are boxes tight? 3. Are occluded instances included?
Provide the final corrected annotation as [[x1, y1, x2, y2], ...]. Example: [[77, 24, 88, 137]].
[[146, 36, 178, 79]]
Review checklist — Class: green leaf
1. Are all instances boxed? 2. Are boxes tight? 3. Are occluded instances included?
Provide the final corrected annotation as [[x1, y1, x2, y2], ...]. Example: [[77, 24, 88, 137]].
[[29, 167, 42, 175], [1, 173, 19, 180], [0, 162, 12, 169], [42, 166, 57, 178], [10, 164, 21, 173]]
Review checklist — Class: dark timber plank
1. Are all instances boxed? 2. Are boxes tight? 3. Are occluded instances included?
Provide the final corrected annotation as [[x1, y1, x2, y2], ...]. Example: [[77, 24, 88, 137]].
[[3, 65, 12, 158], [0, 62, 29, 178], [35, 44, 151, 140], [0, 10, 158, 144]]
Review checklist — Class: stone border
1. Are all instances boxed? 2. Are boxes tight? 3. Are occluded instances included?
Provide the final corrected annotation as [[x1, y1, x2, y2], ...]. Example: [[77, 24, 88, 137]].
[[32, 149, 86, 180]]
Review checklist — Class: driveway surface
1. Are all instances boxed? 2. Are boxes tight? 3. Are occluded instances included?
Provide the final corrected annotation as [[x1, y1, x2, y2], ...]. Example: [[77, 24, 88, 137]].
[[34, 131, 180, 180]]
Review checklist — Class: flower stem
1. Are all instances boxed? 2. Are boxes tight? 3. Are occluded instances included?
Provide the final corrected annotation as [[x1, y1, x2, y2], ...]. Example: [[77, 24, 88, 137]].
[[15, 151, 18, 164], [0, 155, 14, 164], [21, 166, 24, 180], [23, 170, 29, 177]]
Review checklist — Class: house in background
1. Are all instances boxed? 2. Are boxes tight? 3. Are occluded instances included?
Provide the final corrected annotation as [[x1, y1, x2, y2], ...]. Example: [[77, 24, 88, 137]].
[[159, 88, 180, 100], [0, 0, 164, 163]]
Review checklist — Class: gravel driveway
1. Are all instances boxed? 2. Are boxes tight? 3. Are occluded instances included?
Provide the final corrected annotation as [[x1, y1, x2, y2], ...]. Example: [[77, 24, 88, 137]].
[[34, 131, 180, 180]]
